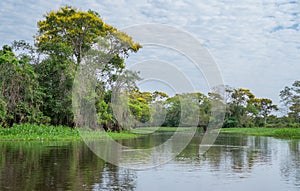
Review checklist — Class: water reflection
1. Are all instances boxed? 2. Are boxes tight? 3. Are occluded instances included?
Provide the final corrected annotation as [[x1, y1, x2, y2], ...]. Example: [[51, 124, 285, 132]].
[[281, 140, 300, 188], [0, 142, 136, 191], [0, 133, 299, 190]]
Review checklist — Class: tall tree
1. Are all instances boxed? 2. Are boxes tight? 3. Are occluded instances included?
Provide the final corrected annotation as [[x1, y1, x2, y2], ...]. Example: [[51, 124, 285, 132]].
[[36, 6, 141, 66], [36, 6, 106, 65], [35, 6, 141, 128]]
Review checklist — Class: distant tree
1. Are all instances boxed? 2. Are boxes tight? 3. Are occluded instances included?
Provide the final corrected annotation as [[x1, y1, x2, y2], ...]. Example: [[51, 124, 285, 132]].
[[111, 90, 169, 129], [249, 98, 278, 126], [163, 95, 181, 127], [162, 93, 211, 132], [280, 80, 300, 123], [224, 88, 255, 127]]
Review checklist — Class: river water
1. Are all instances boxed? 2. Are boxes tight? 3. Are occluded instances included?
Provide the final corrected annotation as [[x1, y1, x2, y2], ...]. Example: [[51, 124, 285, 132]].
[[0, 133, 299, 191]]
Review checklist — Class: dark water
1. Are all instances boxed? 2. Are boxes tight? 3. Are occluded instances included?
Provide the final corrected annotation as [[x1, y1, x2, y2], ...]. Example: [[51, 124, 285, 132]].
[[0, 133, 299, 191]]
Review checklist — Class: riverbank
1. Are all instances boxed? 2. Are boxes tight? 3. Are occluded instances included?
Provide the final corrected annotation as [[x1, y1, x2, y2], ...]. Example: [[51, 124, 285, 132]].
[[221, 127, 300, 139], [0, 124, 141, 141], [130, 126, 194, 134], [0, 125, 196, 141], [4, 125, 299, 141]]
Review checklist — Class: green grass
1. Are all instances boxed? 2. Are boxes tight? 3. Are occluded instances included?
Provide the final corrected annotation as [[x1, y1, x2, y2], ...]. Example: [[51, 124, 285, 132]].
[[106, 131, 141, 139], [221, 127, 300, 139], [0, 125, 197, 141], [130, 127, 194, 134], [0, 124, 141, 141], [5, 125, 298, 141]]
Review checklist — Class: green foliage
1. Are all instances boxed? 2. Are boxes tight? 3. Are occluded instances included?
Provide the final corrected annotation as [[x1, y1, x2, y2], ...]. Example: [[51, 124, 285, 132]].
[[0, 5, 298, 136], [36, 5, 141, 66], [0, 123, 141, 141], [163, 93, 211, 131], [222, 128, 300, 139], [0, 98, 7, 127], [280, 80, 300, 122], [0, 123, 80, 141], [131, 127, 194, 134], [164, 95, 181, 127], [128, 90, 154, 124], [36, 6, 106, 64], [129, 99, 151, 123], [35, 6, 141, 129], [248, 98, 278, 126], [96, 100, 113, 128], [35, 44, 75, 126], [223, 87, 278, 128], [0, 46, 48, 127]]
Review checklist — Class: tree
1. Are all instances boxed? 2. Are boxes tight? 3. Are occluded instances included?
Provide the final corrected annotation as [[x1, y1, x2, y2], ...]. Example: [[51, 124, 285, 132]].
[[36, 6, 106, 65], [280, 80, 300, 123], [162, 93, 211, 132], [0, 46, 47, 127], [249, 98, 278, 126], [35, 45, 75, 126], [35, 6, 141, 129], [224, 88, 255, 127], [36, 5, 140, 68], [96, 100, 113, 131], [163, 95, 181, 127]]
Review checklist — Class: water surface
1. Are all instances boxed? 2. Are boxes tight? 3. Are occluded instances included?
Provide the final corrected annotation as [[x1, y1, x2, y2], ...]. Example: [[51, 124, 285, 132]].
[[0, 133, 299, 191]]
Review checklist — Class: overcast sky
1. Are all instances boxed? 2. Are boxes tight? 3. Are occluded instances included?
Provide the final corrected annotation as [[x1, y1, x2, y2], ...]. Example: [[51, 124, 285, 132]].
[[0, 0, 299, 105]]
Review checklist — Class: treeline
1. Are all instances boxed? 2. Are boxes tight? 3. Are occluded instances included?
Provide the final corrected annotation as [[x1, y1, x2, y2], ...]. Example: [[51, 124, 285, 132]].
[[0, 6, 299, 131], [125, 86, 299, 130]]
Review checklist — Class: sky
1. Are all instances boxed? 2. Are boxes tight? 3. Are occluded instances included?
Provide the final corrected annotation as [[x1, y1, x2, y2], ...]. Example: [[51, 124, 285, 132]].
[[0, 0, 299, 107]]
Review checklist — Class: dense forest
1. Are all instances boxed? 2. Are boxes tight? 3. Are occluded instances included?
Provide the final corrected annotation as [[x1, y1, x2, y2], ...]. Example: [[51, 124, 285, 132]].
[[0, 6, 299, 131]]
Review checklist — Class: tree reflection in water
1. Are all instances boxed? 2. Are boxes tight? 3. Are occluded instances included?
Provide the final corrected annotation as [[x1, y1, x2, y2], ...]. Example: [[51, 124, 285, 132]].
[[0, 133, 299, 190], [0, 142, 136, 191]]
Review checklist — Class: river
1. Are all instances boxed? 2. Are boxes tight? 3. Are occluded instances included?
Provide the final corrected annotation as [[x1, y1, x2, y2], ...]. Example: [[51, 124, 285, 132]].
[[0, 133, 299, 191]]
